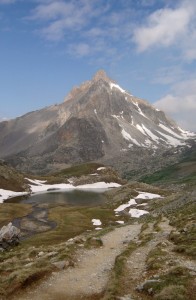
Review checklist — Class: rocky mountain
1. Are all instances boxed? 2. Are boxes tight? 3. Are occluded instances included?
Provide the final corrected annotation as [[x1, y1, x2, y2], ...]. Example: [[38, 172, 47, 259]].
[[0, 70, 195, 174]]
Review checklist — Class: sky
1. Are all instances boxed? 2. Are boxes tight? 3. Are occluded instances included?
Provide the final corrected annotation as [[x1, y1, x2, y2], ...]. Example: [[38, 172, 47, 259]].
[[0, 0, 196, 131]]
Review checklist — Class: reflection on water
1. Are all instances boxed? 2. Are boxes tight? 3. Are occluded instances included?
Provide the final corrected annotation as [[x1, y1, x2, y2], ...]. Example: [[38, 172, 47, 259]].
[[20, 189, 107, 207]]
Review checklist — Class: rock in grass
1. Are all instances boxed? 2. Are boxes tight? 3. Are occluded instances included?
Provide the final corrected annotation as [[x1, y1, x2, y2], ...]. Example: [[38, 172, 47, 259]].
[[52, 260, 70, 270], [0, 222, 20, 250]]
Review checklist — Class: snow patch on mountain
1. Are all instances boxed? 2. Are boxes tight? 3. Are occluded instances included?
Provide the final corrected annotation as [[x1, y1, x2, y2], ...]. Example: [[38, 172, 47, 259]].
[[178, 127, 196, 138], [133, 102, 148, 119], [110, 83, 126, 94], [157, 131, 186, 147], [142, 125, 160, 143], [121, 129, 141, 146], [159, 124, 183, 139], [136, 124, 147, 136]]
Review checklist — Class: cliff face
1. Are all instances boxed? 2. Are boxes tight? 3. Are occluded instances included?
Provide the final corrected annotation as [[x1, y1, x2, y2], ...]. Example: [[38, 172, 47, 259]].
[[0, 70, 195, 174]]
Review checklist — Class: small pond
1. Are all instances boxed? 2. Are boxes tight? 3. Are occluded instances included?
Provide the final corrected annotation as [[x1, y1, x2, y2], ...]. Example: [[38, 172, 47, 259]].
[[19, 189, 107, 207], [7, 189, 108, 239]]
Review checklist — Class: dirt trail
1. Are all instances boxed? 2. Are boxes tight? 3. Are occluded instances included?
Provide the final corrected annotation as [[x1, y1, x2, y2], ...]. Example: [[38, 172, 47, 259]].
[[14, 224, 141, 300]]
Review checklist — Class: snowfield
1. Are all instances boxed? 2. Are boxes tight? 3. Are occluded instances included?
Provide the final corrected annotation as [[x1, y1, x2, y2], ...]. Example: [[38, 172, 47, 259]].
[[114, 191, 163, 218], [0, 179, 121, 203]]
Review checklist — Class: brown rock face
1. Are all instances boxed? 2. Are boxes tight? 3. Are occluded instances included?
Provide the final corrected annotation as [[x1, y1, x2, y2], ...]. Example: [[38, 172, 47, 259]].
[[0, 70, 194, 174]]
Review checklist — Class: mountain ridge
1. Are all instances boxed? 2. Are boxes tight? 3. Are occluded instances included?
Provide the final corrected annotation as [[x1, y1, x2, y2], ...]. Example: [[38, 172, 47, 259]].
[[0, 70, 195, 174]]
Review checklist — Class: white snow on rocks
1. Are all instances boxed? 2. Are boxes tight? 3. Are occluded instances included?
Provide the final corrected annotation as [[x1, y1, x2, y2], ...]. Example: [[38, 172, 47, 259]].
[[178, 127, 196, 138], [121, 129, 141, 146], [26, 179, 121, 194], [142, 125, 160, 143], [157, 131, 185, 147], [114, 191, 162, 218], [115, 198, 137, 212], [92, 219, 102, 226], [135, 192, 162, 200], [27, 181, 74, 193], [0, 178, 121, 204], [136, 124, 146, 136], [97, 167, 106, 171], [110, 82, 132, 96], [158, 124, 183, 139], [116, 220, 124, 224], [129, 208, 149, 218], [0, 189, 28, 203], [133, 102, 148, 118], [76, 182, 121, 190], [110, 82, 125, 94]]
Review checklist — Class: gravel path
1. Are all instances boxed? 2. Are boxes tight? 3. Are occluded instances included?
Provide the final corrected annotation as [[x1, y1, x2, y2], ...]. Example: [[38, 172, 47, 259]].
[[14, 224, 141, 300]]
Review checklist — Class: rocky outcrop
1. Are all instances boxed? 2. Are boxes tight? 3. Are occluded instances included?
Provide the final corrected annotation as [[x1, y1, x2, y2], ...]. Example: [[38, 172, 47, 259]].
[[0, 160, 28, 191], [0, 222, 20, 250]]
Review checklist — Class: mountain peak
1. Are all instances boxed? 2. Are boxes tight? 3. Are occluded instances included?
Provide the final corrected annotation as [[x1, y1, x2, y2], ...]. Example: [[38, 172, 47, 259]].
[[93, 70, 112, 83]]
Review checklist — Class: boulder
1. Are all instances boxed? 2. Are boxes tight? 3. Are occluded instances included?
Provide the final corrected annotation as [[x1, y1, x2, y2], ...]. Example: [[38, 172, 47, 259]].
[[0, 222, 20, 250], [52, 260, 70, 270]]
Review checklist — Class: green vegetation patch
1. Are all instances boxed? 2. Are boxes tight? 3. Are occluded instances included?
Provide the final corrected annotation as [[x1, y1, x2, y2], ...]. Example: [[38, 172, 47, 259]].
[[140, 146, 196, 185], [168, 201, 196, 259], [146, 244, 167, 270]]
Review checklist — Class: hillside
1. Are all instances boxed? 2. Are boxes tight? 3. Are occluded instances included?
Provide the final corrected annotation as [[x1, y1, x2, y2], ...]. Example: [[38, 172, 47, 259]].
[[140, 143, 196, 186]]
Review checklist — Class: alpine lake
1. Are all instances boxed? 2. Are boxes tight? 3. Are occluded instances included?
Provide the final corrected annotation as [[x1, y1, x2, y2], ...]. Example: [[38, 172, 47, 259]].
[[3, 189, 119, 246]]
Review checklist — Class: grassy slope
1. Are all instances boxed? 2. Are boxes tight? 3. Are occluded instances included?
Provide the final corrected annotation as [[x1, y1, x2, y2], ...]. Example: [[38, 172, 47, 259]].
[[140, 148, 196, 185]]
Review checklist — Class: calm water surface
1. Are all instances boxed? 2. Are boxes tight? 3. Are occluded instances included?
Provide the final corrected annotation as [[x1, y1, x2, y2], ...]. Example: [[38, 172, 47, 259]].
[[19, 189, 107, 207]]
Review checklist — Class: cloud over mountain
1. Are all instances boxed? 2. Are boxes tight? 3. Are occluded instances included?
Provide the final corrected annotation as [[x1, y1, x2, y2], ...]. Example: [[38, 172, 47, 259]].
[[154, 79, 196, 131]]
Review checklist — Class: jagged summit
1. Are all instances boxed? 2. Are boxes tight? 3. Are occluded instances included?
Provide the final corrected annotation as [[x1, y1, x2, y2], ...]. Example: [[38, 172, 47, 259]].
[[64, 70, 129, 102], [0, 70, 195, 174], [93, 69, 113, 82]]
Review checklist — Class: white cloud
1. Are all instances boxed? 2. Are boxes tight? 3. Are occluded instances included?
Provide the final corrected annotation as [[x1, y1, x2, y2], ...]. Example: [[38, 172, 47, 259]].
[[68, 42, 90, 57], [132, 0, 196, 62], [0, 0, 16, 4], [133, 6, 191, 52], [27, 0, 133, 61], [29, 0, 105, 41], [154, 79, 196, 131]]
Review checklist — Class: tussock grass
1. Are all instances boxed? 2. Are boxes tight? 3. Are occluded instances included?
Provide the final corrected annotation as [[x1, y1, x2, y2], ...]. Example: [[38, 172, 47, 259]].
[[141, 266, 194, 299], [168, 201, 196, 259], [146, 245, 167, 270]]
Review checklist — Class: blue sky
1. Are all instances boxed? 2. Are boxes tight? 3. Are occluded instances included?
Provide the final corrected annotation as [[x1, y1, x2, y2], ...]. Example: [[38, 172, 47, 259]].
[[0, 0, 196, 130]]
